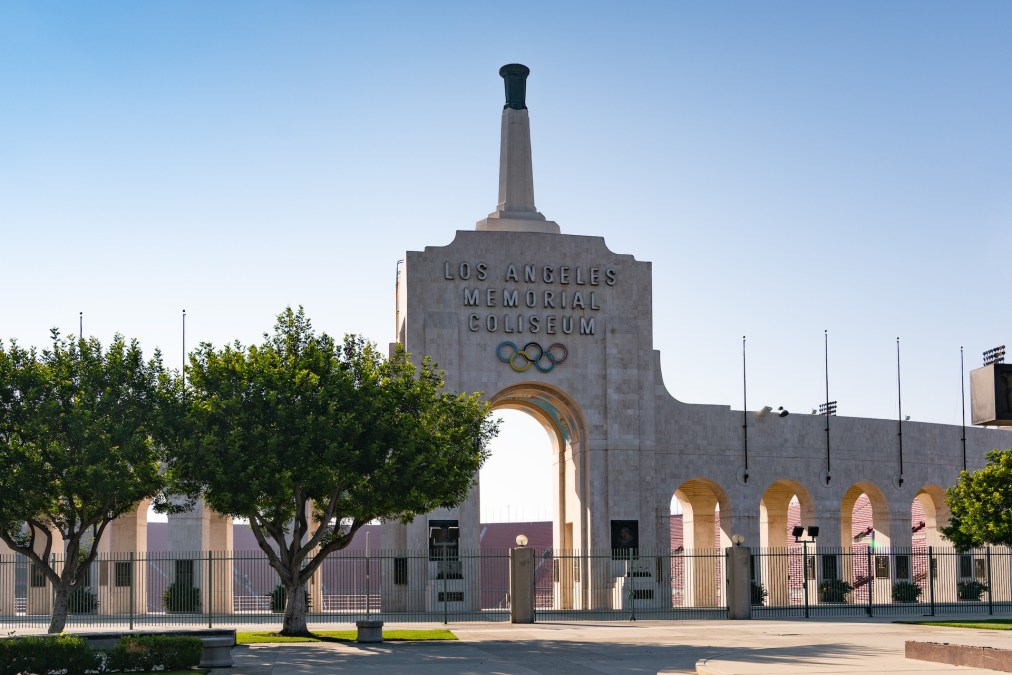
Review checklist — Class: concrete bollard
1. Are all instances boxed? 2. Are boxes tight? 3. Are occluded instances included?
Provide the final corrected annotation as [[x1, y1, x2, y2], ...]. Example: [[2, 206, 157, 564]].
[[726, 546, 752, 620], [509, 546, 535, 623], [356, 619, 384, 643]]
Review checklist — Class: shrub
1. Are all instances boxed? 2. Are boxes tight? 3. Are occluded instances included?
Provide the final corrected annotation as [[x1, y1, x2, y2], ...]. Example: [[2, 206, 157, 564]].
[[105, 635, 203, 672], [957, 579, 988, 601], [68, 585, 99, 614], [0, 634, 101, 675], [891, 581, 922, 603], [162, 581, 201, 613], [270, 584, 311, 613], [817, 578, 853, 603], [750, 581, 768, 605]]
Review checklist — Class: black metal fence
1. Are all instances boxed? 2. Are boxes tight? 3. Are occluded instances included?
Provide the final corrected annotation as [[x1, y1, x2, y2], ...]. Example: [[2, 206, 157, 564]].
[[750, 545, 1012, 618], [3, 546, 1007, 628], [533, 548, 728, 621], [0, 549, 511, 629]]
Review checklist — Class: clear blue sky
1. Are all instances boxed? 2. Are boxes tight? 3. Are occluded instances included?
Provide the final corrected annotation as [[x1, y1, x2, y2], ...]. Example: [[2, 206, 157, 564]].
[[2, 3, 1010, 521]]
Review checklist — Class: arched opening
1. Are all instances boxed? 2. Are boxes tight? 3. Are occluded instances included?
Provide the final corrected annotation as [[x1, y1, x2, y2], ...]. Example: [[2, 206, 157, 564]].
[[671, 478, 732, 607], [485, 382, 588, 609], [758, 480, 815, 606], [486, 383, 586, 551], [912, 485, 949, 548], [760, 480, 815, 549], [910, 484, 958, 601], [478, 408, 553, 535], [840, 483, 891, 605], [673, 478, 732, 550]]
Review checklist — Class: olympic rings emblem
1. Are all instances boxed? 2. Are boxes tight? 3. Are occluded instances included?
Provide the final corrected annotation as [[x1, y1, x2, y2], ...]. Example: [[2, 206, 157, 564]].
[[496, 341, 568, 373]]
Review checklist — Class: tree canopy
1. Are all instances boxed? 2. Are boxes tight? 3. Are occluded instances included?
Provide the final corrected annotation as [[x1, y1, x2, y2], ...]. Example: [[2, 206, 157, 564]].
[[942, 448, 1012, 549], [0, 331, 170, 633], [168, 307, 497, 634]]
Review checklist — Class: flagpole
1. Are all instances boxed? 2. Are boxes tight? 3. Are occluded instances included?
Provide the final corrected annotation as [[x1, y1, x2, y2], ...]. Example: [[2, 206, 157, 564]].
[[742, 335, 749, 483], [960, 346, 966, 471], [896, 337, 904, 487], [824, 329, 831, 485]]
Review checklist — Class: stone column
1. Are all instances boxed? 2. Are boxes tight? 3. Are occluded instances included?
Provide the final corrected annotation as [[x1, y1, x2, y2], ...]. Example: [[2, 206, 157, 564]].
[[0, 538, 15, 616], [509, 546, 535, 623], [27, 527, 63, 616], [759, 505, 790, 606], [682, 494, 720, 607], [168, 501, 234, 615], [207, 513, 234, 615], [102, 502, 148, 616], [727, 546, 752, 619], [886, 512, 918, 603]]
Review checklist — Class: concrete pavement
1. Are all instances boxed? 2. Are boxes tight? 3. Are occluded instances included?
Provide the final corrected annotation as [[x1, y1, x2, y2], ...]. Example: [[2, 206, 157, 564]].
[[203, 617, 1011, 674]]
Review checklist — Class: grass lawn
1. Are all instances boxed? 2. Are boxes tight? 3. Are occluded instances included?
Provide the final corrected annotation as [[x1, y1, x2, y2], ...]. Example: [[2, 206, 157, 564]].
[[897, 618, 1012, 631], [237, 629, 457, 644]]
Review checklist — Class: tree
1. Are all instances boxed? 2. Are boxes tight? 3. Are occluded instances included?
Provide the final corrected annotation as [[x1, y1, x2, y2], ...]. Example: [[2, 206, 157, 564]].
[[0, 331, 170, 633], [942, 448, 1012, 549], [168, 307, 497, 635]]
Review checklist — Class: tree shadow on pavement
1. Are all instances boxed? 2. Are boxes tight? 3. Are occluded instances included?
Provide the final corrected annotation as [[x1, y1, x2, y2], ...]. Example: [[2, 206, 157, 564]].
[[218, 637, 887, 674]]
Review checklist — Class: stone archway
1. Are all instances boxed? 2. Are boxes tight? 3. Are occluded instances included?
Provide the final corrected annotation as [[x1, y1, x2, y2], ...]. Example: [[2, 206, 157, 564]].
[[912, 484, 950, 548], [840, 482, 891, 603], [841, 482, 891, 550], [674, 478, 732, 551], [912, 484, 956, 600], [760, 479, 815, 549], [487, 382, 590, 609], [759, 480, 815, 605], [673, 478, 732, 607], [487, 382, 588, 553]]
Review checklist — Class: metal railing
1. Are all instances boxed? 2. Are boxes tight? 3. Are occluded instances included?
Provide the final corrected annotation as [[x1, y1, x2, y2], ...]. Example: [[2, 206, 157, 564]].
[[533, 548, 728, 621], [750, 545, 1012, 618], [3, 545, 1006, 628]]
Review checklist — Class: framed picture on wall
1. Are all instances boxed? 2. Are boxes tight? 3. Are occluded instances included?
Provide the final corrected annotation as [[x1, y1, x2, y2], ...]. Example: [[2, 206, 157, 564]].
[[610, 520, 639, 559]]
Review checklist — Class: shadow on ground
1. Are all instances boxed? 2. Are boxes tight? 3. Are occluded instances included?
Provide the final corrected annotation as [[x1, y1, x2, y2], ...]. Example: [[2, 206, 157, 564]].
[[214, 637, 888, 674]]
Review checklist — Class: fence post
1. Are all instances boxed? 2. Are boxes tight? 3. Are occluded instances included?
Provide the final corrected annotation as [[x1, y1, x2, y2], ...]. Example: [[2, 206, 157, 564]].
[[928, 546, 935, 616], [802, 541, 809, 619], [986, 547, 993, 616], [726, 546, 751, 620], [628, 550, 636, 621], [442, 545, 448, 625], [129, 552, 135, 631], [866, 547, 873, 617], [365, 533, 371, 618], [509, 545, 535, 623], [207, 551, 213, 629]]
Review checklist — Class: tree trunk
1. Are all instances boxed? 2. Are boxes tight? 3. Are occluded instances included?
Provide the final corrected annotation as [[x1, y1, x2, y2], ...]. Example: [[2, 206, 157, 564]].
[[280, 579, 310, 636], [48, 580, 72, 633]]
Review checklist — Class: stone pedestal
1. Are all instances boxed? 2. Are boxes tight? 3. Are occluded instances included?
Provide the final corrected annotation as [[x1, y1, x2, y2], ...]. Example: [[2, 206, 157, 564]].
[[509, 546, 535, 623], [727, 546, 751, 620], [356, 620, 384, 643]]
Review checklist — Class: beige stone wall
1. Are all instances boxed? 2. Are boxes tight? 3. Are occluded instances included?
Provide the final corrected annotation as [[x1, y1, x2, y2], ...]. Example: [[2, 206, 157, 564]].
[[384, 226, 1011, 609]]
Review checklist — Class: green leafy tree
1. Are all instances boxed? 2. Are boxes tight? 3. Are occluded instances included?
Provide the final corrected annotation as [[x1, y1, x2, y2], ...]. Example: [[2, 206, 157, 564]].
[[0, 331, 170, 633], [168, 307, 497, 635], [942, 449, 1012, 549]]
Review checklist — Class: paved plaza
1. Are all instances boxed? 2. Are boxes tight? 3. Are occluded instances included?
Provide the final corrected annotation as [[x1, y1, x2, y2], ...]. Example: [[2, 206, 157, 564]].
[[203, 617, 1009, 674]]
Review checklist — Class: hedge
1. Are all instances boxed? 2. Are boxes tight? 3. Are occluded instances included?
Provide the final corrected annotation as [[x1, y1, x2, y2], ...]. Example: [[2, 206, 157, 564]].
[[0, 633, 202, 674]]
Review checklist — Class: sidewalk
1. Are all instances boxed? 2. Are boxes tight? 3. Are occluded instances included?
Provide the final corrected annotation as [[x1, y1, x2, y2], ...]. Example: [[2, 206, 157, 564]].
[[204, 617, 1011, 674]]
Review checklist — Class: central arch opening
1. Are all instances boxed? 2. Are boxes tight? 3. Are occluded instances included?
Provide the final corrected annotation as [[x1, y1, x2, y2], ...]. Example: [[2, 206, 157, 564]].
[[479, 408, 554, 523], [480, 383, 587, 555]]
